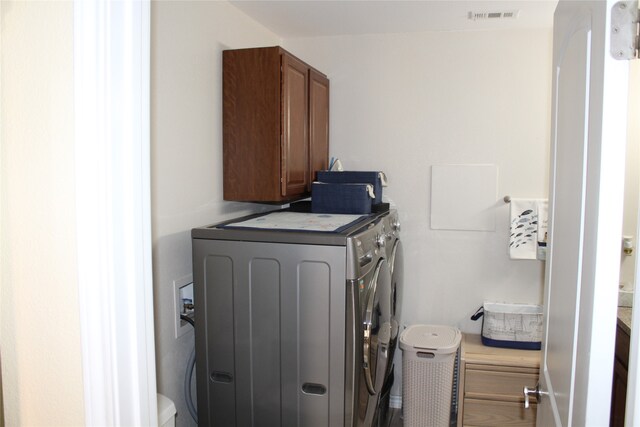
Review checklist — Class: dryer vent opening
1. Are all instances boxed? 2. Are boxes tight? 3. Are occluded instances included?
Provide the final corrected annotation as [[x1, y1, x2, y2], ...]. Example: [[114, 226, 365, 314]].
[[468, 10, 520, 21]]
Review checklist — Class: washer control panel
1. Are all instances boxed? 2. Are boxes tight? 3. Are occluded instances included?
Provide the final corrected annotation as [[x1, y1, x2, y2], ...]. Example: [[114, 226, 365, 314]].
[[349, 220, 385, 278], [380, 210, 400, 243]]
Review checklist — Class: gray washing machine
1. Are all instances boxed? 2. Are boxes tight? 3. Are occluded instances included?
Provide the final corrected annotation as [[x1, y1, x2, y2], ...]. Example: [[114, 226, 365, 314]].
[[191, 209, 397, 426]]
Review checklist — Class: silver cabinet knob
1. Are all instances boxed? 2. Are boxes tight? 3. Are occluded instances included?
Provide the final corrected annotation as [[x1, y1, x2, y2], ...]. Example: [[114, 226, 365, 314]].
[[391, 218, 401, 232], [524, 383, 549, 409]]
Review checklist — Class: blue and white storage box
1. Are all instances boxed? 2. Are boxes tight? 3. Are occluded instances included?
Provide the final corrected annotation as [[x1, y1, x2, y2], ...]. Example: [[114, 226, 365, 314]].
[[471, 302, 543, 350], [311, 182, 375, 214], [316, 171, 385, 205]]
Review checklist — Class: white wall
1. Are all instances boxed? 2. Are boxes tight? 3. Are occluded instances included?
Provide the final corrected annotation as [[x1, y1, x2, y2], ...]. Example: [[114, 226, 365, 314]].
[[152, 0, 553, 413], [285, 28, 552, 329], [151, 2, 280, 425], [0, 1, 85, 425], [0, 1, 555, 422], [284, 29, 552, 396]]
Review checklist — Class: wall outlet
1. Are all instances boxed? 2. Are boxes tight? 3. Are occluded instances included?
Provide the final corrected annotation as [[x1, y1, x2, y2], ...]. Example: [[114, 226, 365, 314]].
[[173, 274, 194, 339]]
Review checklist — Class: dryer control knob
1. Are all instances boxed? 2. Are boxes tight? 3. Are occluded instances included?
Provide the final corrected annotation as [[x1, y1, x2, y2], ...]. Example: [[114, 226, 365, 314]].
[[391, 218, 401, 232], [375, 234, 386, 248]]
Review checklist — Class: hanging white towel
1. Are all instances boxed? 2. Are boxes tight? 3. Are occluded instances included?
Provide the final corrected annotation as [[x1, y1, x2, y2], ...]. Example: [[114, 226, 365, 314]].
[[509, 199, 538, 259], [536, 200, 549, 243]]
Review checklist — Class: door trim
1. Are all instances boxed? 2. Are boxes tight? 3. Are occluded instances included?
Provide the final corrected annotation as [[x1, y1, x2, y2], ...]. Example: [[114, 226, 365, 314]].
[[74, 0, 157, 424]]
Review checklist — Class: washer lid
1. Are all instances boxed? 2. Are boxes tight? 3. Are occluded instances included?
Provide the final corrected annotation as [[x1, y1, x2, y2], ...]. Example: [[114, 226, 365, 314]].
[[399, 324, 461, 354]]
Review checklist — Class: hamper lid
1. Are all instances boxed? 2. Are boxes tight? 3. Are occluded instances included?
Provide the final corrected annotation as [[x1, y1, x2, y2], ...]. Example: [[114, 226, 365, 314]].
[[399, 324, 461, 354], [157, 393, 176, 424]]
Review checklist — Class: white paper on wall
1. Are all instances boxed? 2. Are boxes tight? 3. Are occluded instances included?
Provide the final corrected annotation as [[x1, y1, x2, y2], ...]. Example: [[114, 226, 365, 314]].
[[431, 164, 498, 231]]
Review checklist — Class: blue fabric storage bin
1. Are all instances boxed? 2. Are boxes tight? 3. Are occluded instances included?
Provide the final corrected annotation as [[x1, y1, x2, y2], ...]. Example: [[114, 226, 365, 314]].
[[311, 182, 374, 214], [316, 171, 383, 205], [470, 302, 542, 351]]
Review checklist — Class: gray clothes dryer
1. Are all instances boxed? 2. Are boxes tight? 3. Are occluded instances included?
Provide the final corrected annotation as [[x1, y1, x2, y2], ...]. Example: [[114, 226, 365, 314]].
[[373, 210, 403, 427], [191, 210, 396, 426], [381, 210, 402, 347]]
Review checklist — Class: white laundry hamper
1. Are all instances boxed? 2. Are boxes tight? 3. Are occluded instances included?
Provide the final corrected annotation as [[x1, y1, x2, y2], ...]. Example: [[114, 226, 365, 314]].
[[157, 393, 177, 427], [400, 324, 461, 427]]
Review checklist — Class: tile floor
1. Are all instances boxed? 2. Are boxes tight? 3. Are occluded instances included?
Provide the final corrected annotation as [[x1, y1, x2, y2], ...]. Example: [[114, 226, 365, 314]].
[[388, 408, 459, 426], [389, 408, 403, 427]]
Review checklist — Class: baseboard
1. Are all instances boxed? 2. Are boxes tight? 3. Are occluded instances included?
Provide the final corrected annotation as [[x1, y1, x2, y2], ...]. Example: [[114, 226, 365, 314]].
[[389, 394, 402, 409]]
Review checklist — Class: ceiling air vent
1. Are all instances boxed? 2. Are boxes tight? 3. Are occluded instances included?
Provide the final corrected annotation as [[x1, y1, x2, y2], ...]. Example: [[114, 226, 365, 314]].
[[468, 10, 520, 21]]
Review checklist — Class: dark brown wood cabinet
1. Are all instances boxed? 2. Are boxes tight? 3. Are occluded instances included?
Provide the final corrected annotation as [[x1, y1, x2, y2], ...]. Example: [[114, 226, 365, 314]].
[[223, 46, 329, 202], [611, 323, 630, 427], [308, 69, 330, 186]]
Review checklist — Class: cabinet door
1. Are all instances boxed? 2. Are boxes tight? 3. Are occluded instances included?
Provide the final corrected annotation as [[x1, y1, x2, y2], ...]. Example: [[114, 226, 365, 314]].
[[308, 69, 329, 188], [281, 54, 309, 197], [464, 365, 539, 402], [463, 398, 536, 426], [611, 325, 630, 427], [610, 357, 628, 427], [223, 47, 281, 202]]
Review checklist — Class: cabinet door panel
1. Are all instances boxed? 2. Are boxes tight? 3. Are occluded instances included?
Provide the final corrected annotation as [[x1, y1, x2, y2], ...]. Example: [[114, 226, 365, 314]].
[[309, 70, 329, 187], [465, 368, 538, 402], [611, 325, 630, 427], [615, 324, 630, 369], [223, 47, 281, 201], [282, 54, 309, 197], [463, 398, 536, 426], [610, 357, 628, 427]]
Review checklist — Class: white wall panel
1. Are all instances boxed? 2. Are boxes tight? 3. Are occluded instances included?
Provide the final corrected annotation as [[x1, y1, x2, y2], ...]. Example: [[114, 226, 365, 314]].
[[431, 164, 498, 231]]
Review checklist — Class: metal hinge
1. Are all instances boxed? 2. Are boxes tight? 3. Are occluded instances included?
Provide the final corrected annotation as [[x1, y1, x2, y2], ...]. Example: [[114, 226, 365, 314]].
[[611, 1, 639, 60]]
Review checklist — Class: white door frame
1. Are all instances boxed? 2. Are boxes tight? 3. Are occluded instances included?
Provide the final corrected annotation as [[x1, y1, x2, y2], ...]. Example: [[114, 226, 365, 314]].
[[538, 0, 630, 425], [74, 0, 157, 425], [628, 201, 640, 425], [626, 61, 640, 425]]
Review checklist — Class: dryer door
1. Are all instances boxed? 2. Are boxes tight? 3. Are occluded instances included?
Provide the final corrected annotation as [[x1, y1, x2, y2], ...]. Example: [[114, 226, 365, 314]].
[[389, 239, 403, 338], [362, 258, 392, 396]]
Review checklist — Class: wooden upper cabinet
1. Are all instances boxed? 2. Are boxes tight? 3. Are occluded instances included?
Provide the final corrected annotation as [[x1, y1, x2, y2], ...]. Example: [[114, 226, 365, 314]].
[[308, 69, 330, 188], [281, 54, 309, 198], [223, 46, 330, 203]]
